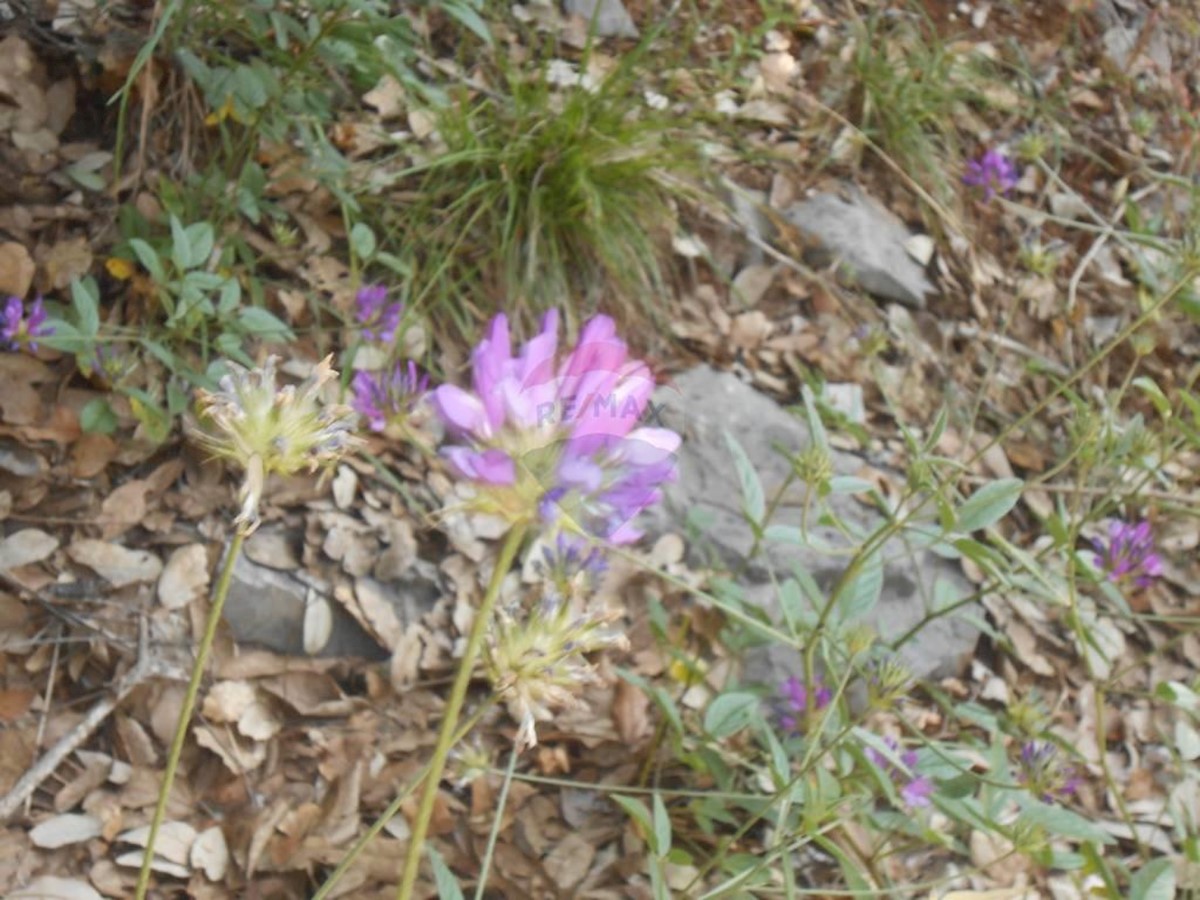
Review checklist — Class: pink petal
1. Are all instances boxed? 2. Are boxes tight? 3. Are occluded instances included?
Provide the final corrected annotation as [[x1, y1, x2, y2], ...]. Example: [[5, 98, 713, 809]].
[[430, 385, 489, 436], [442, 446, 516, 485]]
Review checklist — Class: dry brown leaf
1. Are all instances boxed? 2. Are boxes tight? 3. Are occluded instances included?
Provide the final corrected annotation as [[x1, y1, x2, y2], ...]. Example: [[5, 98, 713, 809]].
[[0, 242, 35, 297], [7, 876, 103, 900], [730, 265, 776, 309], [194, 724, 266, 774], [157, 544, 210, 610], [543, 832, 596, 890], [69, 432, 117, 479], [611, 678, 651, 745], [29, 813, 102, 849], [0, 687, 36, 723], [363, 74, 406, 118], [96, 479, 149, 539], [190, 826, 230, 881], [119, 821, 197, 866], [67, 539, 162, 587], [0, 528, 58, 569], [40, 236, 92, 291]]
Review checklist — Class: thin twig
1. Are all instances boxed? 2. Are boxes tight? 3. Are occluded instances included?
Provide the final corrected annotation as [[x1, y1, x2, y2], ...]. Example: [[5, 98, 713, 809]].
[[26, 622, 63, 818], [0, 619, 171, 822], [947, 322, 1070, 377]]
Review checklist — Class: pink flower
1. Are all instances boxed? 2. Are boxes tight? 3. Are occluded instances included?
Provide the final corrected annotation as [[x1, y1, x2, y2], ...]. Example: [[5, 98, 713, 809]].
[[1093, 520, 1162, 588], [777, 676, 832, 731], [867, 737, 932, 810], [351, 360, 428, 432], [429, 310, 679, 543], [355, 285, 403, 344], [963, 149, 1018, 200], [3, 296, 52, 351]]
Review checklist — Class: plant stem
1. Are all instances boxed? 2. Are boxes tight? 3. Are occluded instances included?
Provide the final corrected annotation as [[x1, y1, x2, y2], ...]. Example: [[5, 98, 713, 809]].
[[134, 529, 246, 899], [473, 742, 519, 900], [312, 702, 494, 900], [396, 524, 526, 900]]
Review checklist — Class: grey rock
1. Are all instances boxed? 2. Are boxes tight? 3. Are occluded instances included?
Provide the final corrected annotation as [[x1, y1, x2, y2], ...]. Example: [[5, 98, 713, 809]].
[[785, 187, 934, 309], [562, 0, 638, 38], [224, 552, 386, 660], [647, 366, 979, 681]]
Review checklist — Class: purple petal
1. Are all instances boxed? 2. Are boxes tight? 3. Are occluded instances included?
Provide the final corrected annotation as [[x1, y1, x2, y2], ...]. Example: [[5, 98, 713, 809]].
[[430, 384, 489, 436], [901, 776, 933, 808], [442, 446, 516, 485]]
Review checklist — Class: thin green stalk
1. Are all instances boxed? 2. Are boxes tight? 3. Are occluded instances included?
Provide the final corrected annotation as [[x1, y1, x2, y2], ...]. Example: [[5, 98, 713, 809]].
[[473, 743, 519, 900], [311, 702, 494, 900], [134, 528, 246, 899], [396, 524, 527, 900]]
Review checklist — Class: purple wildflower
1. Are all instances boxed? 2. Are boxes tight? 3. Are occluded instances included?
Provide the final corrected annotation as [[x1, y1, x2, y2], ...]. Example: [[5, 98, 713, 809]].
[[777, 676, 832, 731], [963, 149, 1019, 200], [355, 285, 403, 344], [1017, 741, 1081, 803], [536, 533, 608, 604], [429, 310, 680, 544], [1093, 520, 1162, 588], [866, 737, 932, 809], [351, 360, 428, 432], [3, 296, 52, 351]]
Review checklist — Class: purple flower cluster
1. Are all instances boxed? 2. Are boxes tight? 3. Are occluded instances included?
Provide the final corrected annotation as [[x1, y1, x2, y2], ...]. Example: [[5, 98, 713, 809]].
[[1094, 520, 1162, 588], [349, 284, 430, 434], [356, 284, 403, 344], [963, 149, 1018, 200], [866, 737, 933, 809], [778, 676, 832, 731], [429, 310, 680, 544], [3, 296, 51, 351], [1017, 741, 1080, 803], [351, 361, 429, 432]]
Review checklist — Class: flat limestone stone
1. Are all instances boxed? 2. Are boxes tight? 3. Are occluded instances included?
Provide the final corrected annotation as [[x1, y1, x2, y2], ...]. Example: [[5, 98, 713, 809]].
[[647, 366, 979, 680]]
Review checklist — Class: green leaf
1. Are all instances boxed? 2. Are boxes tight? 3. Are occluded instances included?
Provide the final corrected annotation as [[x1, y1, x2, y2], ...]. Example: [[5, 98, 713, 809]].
[[651, 794, 671, 859], [129, 238, 165, 282], [955, 478, 1024, 533], [612, 795, 656, 851], [350, 222, 377, 259], [427, 846, 464, 900], [723, 430, 764, 526], [66, 165, 106, 191], [80, 398, 118, 435], [1017, 800, 1115, 843], [170, 215, 190, 270], [185, 221, 215, 267], [238, 306, 295, 340], [217, 279, 242, 315], [441, 0, 493, 44], [71, 278, 100, 336], [1128, 858, 1176, 900], [837, 551, 883, 621], [1132, 376, 1172, 419], [703, 691, 760, 739]]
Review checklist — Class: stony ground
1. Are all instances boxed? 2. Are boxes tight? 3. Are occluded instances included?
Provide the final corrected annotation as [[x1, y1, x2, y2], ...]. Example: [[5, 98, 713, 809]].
[[1, 0, 1199, 897]]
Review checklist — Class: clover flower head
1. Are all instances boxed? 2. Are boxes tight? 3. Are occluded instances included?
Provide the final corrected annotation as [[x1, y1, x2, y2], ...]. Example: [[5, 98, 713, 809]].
[[429, 310, 680, 545], [864, 658, 913, 709], [3, 296, 52, 351], [351, 360, 429, 433], [1093, 519, 1162, 588], [355, 284, 404, 344], [536, 532, 608, 602], [777, 675, 832, 732], [485, 594, 628, 750], [190, 355, 362, 532], [1018, 741, 1081, 803], [963, 149, 1019, 200], [866, 736, 932, 810]]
